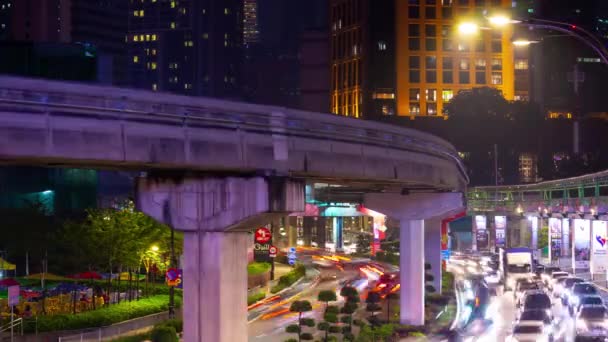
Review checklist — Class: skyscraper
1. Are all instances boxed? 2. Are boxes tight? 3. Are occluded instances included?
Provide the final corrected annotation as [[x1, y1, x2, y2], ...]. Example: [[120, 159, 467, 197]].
[[243, 0, 259, 45], [396, 0, 515, 118], [128, 0, 243, 98], [2, 0, 128, 85]]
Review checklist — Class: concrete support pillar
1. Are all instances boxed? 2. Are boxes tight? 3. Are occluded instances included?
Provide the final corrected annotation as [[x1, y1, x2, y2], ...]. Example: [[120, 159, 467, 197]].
[[364, 192, 463, 326], [136, 176, 304, 342], [401, 219, 425, 325], [334, 217, 344, 251], [424, 218, 442, 294], [183, 231, 249, 341], [287, 217, 298, 248], [316, 217, 327, 250], [303, 217, 313, 247]]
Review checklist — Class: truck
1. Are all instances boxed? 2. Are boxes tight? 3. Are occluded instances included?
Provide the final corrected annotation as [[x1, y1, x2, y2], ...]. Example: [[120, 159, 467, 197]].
[[499, 247, 534, 290]]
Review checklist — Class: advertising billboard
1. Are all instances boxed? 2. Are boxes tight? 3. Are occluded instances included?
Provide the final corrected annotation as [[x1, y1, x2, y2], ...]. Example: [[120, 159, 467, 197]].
[[475, 215, 488, 251], [573, 219, 591, 270], [548, 218, 562, 261], [591, 220, 608, 274], [495, 216, 506, 248]]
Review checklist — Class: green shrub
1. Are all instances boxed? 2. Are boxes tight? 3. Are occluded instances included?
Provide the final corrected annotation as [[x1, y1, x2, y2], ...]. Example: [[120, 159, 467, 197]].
[[317, 321, 330, 330], [340, 315, 352, 324], [328, 325, 340, 333], [247, 290, 266, 305], [409, 331, 426, 338], [301, 318, 315, 327], [353, 319, 365, 327], [286, 324, 300, 333], [155, 319, 183, 333], [326, 305, 339, 314], [111, 333, 151, 342], [247, 262, 271, 275], [30, 295, 182, 333], [300, 332, 314, 340], [270, 264, 306, 294], [150, 325, 177, 342], [324, 312, 338, 323]]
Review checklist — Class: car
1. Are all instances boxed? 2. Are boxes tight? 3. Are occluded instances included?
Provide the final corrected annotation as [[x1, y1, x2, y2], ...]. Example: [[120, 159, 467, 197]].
[[548, 271, 570, 290], [572, 296, 605, 316], [506, 322, 551, 342], [513, 277, 534, 294], [518, 290, 552, 320], [515, 281, 542, 305], [569, 283, 600, 313], [542, 266, 562, 285], [575, 305, 608, 339], [560, 277, 587, 305], [517, 309, 553, 325]]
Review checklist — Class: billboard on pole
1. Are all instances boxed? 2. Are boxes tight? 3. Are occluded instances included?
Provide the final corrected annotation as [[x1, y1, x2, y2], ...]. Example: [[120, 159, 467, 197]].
[[549, 218, 562, 261], [591, 220, 608, 274], [573, 219, 591, 270], [562, 219, 570, 257], [495, 216, 506, 248], [474, 215, 488, 251]]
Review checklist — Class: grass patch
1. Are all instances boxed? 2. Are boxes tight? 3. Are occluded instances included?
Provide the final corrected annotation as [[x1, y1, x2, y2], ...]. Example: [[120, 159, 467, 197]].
[[247, 262, 271, 276], [30, 295, 182, 333], [111, 333, 150, 342], [270, 264, 305, 294]]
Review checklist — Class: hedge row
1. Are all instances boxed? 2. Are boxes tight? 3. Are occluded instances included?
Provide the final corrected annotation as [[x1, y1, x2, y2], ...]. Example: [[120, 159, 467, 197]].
[[270, 264, 306, 294], [247, 290, 266, 305], [30, 295, 183, 333], [247, 262, 271, 276]]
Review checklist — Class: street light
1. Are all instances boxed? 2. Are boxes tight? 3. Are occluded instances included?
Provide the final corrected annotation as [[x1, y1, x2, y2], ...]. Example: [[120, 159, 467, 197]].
[[488, 15, 511, 27], [151, 245, 159, 252], [458, 22, 479, 35], [512, 39, 537, 47]]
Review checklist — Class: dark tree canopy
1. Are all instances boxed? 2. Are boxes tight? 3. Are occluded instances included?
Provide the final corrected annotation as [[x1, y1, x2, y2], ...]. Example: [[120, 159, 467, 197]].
[[443, 87, 510, 120]]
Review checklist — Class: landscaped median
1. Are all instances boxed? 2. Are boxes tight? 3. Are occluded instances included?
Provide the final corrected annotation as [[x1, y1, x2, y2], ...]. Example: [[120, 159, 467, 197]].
[[28, 295, 182, 333], [270, 264, 306, 294]]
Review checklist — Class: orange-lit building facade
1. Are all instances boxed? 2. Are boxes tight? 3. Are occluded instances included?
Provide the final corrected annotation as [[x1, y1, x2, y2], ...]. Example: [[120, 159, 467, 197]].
[[396, 0, 516, 118]]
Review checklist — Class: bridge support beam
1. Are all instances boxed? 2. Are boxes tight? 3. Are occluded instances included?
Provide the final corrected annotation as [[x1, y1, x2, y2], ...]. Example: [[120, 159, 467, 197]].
[[364, 192, 463, 326], [136, 176, 304, 342]]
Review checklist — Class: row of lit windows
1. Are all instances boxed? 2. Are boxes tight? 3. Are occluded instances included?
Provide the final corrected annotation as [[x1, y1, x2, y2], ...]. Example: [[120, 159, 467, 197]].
[[408, 24, 501, 39], [407, 38, 502, 52], [129, 34, 158, 42], [409, 88, 455, 102], [332, 28, 361, 60], [331, 0, 360, 32], [410, 56, 503, 70], [408, 0, 502, 7], [409, 69, 502, 84]]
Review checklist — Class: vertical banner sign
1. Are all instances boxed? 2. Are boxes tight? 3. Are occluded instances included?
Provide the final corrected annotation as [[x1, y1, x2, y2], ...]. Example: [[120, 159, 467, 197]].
[[529, 216, 538, 249], [548, 218, 562, 262], [254, 227, 272, 262], [562, 219, 570, 257], [7, 285, 19, 306], [591, 221, 608, 274], [494, 216, 507, 248], [475, 215, 488, 251], [573, 219, 591, 270]]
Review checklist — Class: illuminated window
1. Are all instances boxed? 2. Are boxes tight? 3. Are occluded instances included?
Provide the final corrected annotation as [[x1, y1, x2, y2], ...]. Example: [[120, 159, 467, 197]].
[[171, 1, 176, 8], [151, 34, 157, 41], [224, 8, 230, 15], [410, 104, 421, 115], [180, 8, 186, 14], [151, 49, 157, 55], [139, 10, 144, 16], [426, 89, 437, 102], [409, 88, 420, 101], [152, 84, 157, 91], [442, 0, 453, 4], [491, 59, 502, 70], [184, 41, 194, 47], [145, 34, 150, 41], [427, 103, 437, 115], [184, 83, 192, 89], [475, 59, 486, 70], [459, 59, 469, 70], [442, 89, 454, 102], [133, 56, 139, 63], [515, 59, 528, 70], [491, 72, 502, 85], [151, 62, 157, 70], [170, 22, 176, 29], [139, 35, 144, 41], [377, 41, 387, 51], [202, 33, 209, 39], [133, 10, 139, 17], [133, 35, 139, 42]]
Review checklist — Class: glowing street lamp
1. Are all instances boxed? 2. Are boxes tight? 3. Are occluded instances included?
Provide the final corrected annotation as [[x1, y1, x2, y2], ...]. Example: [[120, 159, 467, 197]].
[[512, 39, 537, 46], [488, 15, 511, 27], [150, 245, 159, 252], [458, 22, 479, 35]]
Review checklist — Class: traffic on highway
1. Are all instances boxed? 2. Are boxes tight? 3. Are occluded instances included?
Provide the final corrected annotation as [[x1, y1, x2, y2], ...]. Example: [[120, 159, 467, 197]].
[[448, 248, 608, 342]]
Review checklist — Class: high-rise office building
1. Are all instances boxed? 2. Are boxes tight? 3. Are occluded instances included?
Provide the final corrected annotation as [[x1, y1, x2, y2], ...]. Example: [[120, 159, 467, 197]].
[[2, 0, 128, 85], [128, 0, 243, 98], [243, 0, 259, 45], [396, 0, 515, 118], [330, 0, 395, 118]]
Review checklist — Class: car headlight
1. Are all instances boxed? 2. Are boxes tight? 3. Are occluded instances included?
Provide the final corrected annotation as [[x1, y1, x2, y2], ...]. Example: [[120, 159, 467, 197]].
[[572, 297, 580, 306]]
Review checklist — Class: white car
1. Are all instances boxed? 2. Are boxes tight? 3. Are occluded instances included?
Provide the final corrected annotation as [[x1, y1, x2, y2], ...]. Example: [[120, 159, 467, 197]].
[[506, 321, 551, 342], [547, 271, 569, 290], [575, 304, 608, 338]]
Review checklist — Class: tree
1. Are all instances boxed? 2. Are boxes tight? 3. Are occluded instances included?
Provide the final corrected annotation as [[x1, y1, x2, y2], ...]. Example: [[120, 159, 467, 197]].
[[365, 291, 382, 324], [424, 263, 436, 294], [385, 293, 398, 323], [318, 290, 337, 313], [287, 300, 313, 342], [443, 87, 510, 120], [355, 234, 372, 255], [340, 286, 360, 334]]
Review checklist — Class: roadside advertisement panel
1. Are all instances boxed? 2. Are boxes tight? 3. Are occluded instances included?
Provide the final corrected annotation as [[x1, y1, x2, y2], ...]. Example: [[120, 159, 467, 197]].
[[591, 220, 608, 274], [573, 219, 591, 270], [529, 216, 538, 249], [495, 216, 506, 248], [475, 215, 488, 251], [549, 218, 562, 261]]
